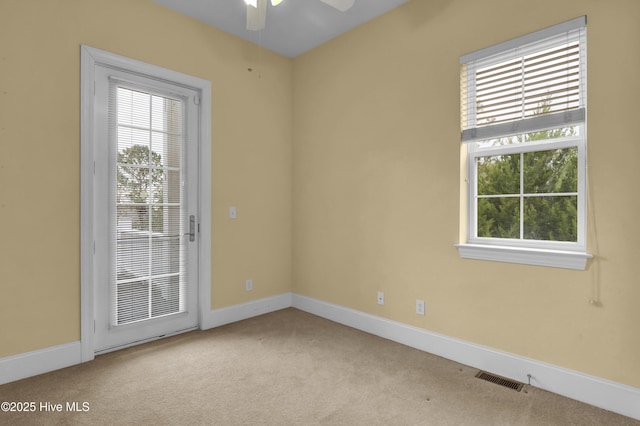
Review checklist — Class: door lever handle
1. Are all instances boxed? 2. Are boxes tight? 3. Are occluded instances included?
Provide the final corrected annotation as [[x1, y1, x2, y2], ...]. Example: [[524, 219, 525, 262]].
[[183, 215, 196, 242]]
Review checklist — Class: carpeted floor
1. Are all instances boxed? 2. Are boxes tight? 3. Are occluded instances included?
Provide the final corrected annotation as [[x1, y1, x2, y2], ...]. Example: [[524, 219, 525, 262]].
[[1, 308, 637, 425]]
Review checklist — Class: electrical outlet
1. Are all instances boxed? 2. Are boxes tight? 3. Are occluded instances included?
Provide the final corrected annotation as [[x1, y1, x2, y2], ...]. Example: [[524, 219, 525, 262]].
[[377, 291, 384, 305], [416, 299, 425, 316], [245, 279, 253, 291]]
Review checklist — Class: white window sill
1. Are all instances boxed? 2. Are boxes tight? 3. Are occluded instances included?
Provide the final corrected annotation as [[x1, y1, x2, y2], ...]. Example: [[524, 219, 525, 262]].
[[454, 244, 592, 270]]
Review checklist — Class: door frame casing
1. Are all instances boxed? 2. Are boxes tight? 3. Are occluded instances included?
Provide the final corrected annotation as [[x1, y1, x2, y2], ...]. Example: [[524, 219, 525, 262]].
[[80, 45, 211, 362]]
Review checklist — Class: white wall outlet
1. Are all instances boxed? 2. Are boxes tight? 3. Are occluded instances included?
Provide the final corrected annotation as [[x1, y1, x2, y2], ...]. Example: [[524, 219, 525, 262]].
[[416, 299, 425, 316], [377, 291, 384, 305], [229, 206, 237, 219], [245, 279, 253, 291]]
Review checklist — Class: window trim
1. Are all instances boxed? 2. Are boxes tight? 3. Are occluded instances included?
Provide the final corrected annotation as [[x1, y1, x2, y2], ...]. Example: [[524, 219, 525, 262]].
[[467, 131, 587, 252], [454, 243, 592, 270]]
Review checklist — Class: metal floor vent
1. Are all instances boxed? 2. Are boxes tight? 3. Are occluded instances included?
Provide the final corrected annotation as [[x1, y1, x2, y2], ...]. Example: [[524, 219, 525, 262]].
[[475, 371, 524, 392]]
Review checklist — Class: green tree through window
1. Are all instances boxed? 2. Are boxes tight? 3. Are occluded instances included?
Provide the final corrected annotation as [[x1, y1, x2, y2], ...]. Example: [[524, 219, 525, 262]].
[[476, 114, 578, 241], [117, 145, 165, 233]]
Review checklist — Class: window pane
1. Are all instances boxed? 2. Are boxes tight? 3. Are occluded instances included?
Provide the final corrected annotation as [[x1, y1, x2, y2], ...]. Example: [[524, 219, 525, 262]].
[[475, 126, 579, 148], [477, 154, 520, 195], [524, 196, 577, 241], [477, 197, 520, 238], [524, 147, 577, 193]]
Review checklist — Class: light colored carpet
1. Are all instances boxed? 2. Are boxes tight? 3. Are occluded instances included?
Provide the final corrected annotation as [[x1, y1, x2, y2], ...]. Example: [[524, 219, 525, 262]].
[[1, 308, 637, 425]]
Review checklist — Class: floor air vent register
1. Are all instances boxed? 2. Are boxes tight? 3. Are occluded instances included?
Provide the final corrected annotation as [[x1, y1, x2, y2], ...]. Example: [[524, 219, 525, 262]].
[[475, 371, 525, 392]]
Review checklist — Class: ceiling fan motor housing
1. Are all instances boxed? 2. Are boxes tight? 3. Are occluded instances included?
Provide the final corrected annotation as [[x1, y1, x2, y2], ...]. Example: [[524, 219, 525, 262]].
[[245, 0, 356, 31]]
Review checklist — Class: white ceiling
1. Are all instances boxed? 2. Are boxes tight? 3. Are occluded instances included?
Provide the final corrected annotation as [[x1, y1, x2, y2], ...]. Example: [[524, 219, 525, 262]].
[[154, 0, 409, 58]]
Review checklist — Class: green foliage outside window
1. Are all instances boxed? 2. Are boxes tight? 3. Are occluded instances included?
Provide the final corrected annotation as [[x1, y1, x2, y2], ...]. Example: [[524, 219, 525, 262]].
[[117, 145, 165, 233], [476, 105, 579, 242]]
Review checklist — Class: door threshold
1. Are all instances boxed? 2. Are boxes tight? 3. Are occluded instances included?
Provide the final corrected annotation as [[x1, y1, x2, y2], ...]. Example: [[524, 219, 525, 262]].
[[94, 325, 199, 356]]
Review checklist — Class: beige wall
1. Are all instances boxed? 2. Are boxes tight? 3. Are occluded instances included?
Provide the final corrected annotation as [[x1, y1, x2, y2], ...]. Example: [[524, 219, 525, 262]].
[[0, 0, 292, 357], [293, 0, 640, 388], [1, 0, 639, 391]]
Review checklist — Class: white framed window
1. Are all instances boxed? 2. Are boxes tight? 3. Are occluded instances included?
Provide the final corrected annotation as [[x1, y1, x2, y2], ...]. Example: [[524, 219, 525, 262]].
[[456, 17, 592, 270]]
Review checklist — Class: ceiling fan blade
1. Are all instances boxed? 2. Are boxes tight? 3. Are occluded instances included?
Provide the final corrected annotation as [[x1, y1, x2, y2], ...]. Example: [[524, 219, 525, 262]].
[[246, 0, 267, 31], [319, 0, 355, 12]]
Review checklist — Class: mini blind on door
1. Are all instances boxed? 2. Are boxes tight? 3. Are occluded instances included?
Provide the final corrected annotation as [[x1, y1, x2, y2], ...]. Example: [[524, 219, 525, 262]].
[[461, 16, 586, 143], [108, 81, 187, 327]]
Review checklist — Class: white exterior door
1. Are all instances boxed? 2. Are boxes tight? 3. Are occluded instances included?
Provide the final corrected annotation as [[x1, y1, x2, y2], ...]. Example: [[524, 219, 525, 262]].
[[93, 65, 200, 353]]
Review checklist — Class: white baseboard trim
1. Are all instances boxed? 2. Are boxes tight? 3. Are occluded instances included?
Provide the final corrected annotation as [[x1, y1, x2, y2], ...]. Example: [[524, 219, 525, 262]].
[[201, 293, 293, 330], [0, 341, 83, 385], [3, 293, 637, 421], [291, 294, 640, 421], [0, 294, 292, 385]]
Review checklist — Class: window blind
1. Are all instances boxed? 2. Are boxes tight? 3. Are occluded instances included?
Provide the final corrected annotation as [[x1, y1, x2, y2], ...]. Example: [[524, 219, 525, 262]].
[[461, 16, 586, 143], [108, 80, 187, 327]]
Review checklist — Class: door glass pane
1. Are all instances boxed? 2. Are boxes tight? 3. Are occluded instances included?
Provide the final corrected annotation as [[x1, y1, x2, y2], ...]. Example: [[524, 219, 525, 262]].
[[114, 86, 185, 326], [151, 276, 181, 318], [116, 228, 149, 280], [151, 236, 181, 275], [117, 280, 149, 325]]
